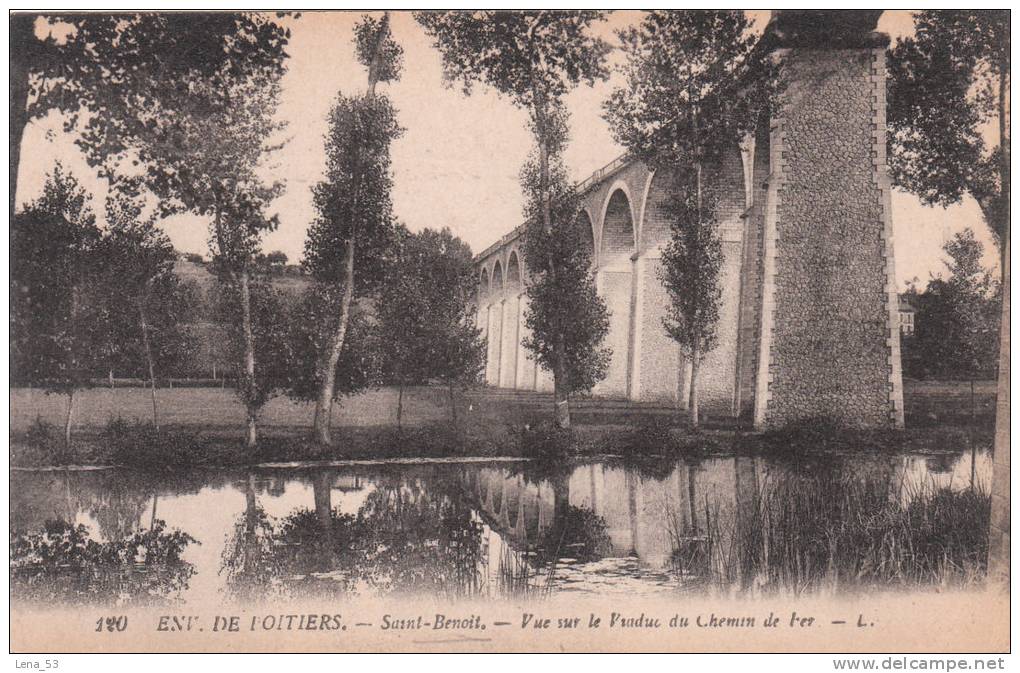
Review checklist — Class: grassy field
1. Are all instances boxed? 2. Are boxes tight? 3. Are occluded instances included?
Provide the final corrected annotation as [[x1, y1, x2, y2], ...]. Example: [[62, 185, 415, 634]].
[[8, 382, 996, 469], [10, 386, 461, 434], [11, 379, 997, 434]]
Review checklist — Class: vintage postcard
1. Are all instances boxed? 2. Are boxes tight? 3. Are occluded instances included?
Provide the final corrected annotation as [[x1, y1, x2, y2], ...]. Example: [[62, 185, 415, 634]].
[[8, 9, 1010, 655]]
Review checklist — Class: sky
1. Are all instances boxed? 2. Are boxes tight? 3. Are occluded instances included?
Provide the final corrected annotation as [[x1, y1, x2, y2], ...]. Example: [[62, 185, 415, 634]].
[[16, 10, 999, 289]]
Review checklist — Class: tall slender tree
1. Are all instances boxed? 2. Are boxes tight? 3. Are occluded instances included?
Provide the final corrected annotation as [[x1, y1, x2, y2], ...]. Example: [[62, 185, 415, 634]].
[[604, 10, 768, 425], [114, 51, 288, 448], [519, 124, 611, 415], [416, 10, 611, 428], [10, 164, 104, 446], [10, 13, 293, 219], [98, 181, 198, 431], [888, 10, 1010, 279], [304, 13, 403, 445], [902, 229, 1001, 381]]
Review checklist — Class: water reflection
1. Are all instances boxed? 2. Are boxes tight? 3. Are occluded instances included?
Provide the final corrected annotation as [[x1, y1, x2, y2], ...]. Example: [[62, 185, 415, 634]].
[[9, 448, 992, 606]]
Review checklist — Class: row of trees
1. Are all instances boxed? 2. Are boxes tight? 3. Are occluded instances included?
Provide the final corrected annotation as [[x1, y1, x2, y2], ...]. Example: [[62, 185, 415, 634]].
[[11, 169, 200, 442], [10, 161, 486, 445], [10, 11, 1008, 441], [417, 11, 777, 427]]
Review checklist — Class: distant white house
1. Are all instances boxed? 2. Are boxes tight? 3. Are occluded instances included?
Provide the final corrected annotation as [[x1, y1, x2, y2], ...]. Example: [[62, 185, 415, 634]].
[[898, 295, 916, 336]]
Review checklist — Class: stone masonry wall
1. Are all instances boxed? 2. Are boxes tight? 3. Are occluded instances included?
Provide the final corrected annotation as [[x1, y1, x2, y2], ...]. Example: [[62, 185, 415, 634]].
[[697, 151, 747, 413], [734, 128, 770, 417], [763, 47, 899, 427]]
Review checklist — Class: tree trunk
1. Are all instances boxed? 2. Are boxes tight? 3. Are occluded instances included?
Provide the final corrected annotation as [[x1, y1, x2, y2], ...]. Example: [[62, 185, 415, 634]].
[[310, 19, 390, 446], [313, 472, 333, 531], [244, 473, 257, 536], [535, 120, 571, 429], [688, 145, 706, 429], [139, 302, 159, 431], [238, 269, 258, 449], [64, 389, 75, 448], [689, 343, 700, 428], [396, 380, 404, 430], [313, 247, 355, 446], [997, 60, 1010, 282], [448, 382, 458, 426], [10, 15, 34, 220], [553, 333, 570, 429], [988, 233, 1010, 585]]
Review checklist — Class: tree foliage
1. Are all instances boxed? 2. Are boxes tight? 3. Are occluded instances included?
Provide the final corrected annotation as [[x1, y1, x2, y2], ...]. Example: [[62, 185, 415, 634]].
[[285, 287, 380, 405], [887, 11, 1010, 258], [25, 13, 292, 174], [212, 276, 293, 414], [520, 152, 610, 396], [604, 11, 769, 171], [902, 229, 1001, 380], [96, 182, 199, 381], [604, 11, 764, 422], [415, 11, 610, 113], [416, 10, 611, 427], [377, 227, 486, 392], [11, 13, 293, 217], [303, 93, 402, 289], [11, 164, 105, 392], [658, 179, 724, 360]]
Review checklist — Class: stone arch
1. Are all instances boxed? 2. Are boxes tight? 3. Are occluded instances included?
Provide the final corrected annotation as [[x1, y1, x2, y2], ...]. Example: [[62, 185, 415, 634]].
[[576, 208, 596, 264], [505, 251, 522, 293], [486, 259, 505, 386], [478, 265, 491, 302], [598, 182, 637, 268], [501, 251, 523, 388], [476, 265, 492, 354], [597, 188, 638, 399], [641, 168, 677, 254], [491, 259, 504, 295]]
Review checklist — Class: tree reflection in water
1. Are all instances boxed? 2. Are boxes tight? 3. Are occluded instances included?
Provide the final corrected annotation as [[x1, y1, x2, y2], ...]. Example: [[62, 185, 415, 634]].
[[221, 471, 484, 601]]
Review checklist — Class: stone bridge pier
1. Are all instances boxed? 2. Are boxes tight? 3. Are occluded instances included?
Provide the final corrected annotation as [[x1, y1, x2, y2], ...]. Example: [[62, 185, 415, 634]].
[[472, 11, 905, 430]]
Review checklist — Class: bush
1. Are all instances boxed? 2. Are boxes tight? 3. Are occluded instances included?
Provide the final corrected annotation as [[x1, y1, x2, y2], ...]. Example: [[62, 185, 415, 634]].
[[10, 416, 92, 467], [105, 417, 208, 469], [618, 418, 682, 457], [507, 421, 575, 461]]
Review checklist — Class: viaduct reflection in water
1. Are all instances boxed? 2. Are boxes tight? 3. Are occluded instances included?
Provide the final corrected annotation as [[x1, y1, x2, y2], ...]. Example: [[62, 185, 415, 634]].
[[9, 449, 991, 605]]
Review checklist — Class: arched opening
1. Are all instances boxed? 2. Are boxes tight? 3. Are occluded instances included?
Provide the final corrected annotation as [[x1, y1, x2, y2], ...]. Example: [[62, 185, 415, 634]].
[[477, 266, 492, 365], [636, 169, 687, 406], [501, 252, 523, 388], [576, 209, 596, 265], [478, 266, 491, 303], [598, 188, 637, 398], [486, 260, 504, 386]]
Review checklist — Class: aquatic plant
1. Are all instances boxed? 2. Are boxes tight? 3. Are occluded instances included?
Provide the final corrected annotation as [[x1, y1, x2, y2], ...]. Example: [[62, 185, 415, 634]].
[[667, 471, 990, 596], [10, 518, 197, 605]]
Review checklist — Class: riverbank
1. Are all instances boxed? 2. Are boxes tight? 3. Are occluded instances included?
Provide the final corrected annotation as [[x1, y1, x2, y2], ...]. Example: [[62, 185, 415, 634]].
[[10, 412, 994, 471], [10, 384, 997, 470]]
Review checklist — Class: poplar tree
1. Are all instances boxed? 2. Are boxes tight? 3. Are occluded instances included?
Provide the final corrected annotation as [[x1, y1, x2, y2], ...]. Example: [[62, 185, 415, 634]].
[[304, 13, 403, 445], [416, 10, 611, 428], [604, 11, 769, 424]]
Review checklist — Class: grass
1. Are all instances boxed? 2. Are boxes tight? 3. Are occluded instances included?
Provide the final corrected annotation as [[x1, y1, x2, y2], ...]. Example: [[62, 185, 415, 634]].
[[667, 472, 990, 596], [9, 386, 996, 470]]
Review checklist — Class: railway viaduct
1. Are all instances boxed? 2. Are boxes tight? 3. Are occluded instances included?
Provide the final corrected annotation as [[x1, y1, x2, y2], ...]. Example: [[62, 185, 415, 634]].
[[473, 11, 905, 429]]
